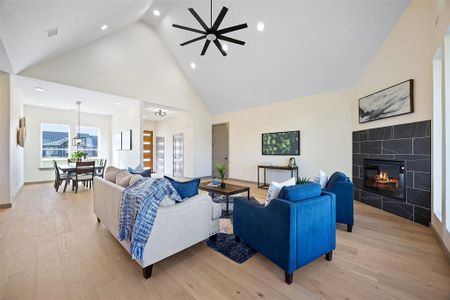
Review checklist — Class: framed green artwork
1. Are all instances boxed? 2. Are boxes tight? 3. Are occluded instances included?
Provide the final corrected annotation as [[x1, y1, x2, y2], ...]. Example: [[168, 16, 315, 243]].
[[262, 131, 300, 155]]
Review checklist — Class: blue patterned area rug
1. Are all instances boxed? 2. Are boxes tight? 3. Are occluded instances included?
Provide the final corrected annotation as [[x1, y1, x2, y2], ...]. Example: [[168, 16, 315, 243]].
[[205, 233, 257, 264]]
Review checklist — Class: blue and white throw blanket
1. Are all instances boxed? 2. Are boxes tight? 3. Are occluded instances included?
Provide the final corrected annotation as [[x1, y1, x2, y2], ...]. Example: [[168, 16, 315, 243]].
[[118, 177, 181, 260]]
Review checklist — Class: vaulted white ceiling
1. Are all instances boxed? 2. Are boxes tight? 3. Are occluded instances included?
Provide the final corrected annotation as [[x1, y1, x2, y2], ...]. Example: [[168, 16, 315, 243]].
[[0, 0, 153, 73], [0, 0, 410, 114], [143, 0, 410, 114]]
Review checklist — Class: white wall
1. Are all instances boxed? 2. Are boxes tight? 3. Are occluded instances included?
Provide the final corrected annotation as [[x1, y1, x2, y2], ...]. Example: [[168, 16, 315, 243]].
[[154, 112, 194, 178], [9, 76, 24, 198], [21, 21, 212, 178], [23, 105, 111, 182], [0, 71, 11, 205], [213, 89, 353, 183], [352, 1, 434, 131], [111, 102, 141, 169]]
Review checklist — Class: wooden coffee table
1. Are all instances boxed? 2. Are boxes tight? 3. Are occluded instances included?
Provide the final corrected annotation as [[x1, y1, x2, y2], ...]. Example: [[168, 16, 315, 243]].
[[199, 182, 250, 216]]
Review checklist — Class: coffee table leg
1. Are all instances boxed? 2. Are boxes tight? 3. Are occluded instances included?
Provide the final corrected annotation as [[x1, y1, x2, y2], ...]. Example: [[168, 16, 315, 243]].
[[247, 189, 250, 200], [226, 195, 229, 216]]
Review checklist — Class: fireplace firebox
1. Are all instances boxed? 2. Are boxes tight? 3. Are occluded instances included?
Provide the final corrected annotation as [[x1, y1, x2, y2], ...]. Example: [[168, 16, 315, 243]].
[[363, 159, 405, 200]]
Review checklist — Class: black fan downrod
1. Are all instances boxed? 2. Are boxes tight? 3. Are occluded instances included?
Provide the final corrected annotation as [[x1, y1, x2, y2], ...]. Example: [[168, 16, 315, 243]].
[[172, 0, 248, 56]]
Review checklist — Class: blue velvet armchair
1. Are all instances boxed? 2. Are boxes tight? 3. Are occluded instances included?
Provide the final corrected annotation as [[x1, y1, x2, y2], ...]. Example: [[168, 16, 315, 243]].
[[323, 172, 354, 232], [233, 183, 336, 284]]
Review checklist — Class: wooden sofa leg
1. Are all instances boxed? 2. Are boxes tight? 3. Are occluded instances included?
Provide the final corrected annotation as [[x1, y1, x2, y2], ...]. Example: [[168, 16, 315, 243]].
[[347, 224, 353, 232], [325, 251, 333, 261], [143, 264, 153, 279], [285, 272, 293, 284], [209, 233, 218, 241]]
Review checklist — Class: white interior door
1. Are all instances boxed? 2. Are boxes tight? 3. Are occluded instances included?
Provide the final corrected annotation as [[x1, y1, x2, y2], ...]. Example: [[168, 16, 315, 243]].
[[212, 123, 229, 178], [173, 133, 184, 177]]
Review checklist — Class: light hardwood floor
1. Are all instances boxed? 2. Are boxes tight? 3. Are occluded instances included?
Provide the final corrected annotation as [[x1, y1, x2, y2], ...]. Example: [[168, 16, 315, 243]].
[[1, 181, 449, 300]]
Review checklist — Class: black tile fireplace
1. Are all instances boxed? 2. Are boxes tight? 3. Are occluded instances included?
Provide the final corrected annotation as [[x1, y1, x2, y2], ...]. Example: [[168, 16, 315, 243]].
[[363, 159, 405, 200], [352, 120, 431, 226]]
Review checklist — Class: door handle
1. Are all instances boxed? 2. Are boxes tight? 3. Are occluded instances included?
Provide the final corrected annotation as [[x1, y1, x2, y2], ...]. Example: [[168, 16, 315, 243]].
[[225, 157, 228, 160]]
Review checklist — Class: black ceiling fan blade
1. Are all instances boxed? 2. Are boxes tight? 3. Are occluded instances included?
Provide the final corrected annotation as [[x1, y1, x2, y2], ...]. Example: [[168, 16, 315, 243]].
[[188, 8, 209, 31], [173, 24, 206, 35], [180, 35, 207, 46], [201, 40, 211, 56], [217, 35, 245, 46], [212, 6, 228, 31], [217, 23, 248, 35], [213, 39, 227, 56]]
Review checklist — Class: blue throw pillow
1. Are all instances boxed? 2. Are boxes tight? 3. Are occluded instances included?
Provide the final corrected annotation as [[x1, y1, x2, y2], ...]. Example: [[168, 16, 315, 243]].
[[164, 176, 200, 200], [128, 166, 152, 178], [278, 182, 322, 202]]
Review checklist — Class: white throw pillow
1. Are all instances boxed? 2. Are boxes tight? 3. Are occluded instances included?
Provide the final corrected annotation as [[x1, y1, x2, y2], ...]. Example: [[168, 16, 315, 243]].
[[115, 170, 131, 187], [105, 166, 120, 183], [313, 170, 328, 189], [265, 177, 296, 206]]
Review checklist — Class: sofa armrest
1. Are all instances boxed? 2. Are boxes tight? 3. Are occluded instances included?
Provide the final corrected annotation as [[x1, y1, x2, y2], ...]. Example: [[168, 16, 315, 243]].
[[323, 181, 354, 225]]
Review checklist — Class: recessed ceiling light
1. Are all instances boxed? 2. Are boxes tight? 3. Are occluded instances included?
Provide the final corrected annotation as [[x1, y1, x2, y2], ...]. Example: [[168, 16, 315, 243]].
[[153, 10, 161, 16], [114, 102, 122, 105], [257, 22, 265, 32], [34, 87, 46, 92], [101, 24, 108, 31], [190, 62, 196, 69], [222, 44, 228, 52]]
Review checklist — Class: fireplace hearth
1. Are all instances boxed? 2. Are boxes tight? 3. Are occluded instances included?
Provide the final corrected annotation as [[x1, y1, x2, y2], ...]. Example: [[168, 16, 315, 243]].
[[363, 159, 405, 200]]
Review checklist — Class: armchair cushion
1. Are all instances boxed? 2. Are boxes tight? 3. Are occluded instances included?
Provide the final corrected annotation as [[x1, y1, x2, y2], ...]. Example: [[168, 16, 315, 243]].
[[325, 171, 348, 189], [164, 176, 200, 200], [278, 183, 322, 202]]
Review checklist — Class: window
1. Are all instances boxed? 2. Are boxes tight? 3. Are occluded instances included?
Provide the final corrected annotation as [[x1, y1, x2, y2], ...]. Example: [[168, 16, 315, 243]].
[[78, 126, 100, 158], [41, 123, 70, 168]]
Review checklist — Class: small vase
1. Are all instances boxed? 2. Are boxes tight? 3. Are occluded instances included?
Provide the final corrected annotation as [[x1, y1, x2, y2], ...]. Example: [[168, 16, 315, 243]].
[[220, 182, 226, 189]]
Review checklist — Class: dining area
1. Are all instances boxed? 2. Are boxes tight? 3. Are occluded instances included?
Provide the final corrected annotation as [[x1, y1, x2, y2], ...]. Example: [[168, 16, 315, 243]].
[[53, 159, 107, 193]]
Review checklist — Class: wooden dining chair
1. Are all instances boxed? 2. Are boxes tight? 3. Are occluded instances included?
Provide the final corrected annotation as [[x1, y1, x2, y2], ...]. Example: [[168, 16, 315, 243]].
[[96, 159, 107, 178], [72, 161, 95, 193], [53, 160, 69, 192]]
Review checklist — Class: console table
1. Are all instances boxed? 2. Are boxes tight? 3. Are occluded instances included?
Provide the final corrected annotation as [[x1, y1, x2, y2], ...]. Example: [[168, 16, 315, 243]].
[[257, 165, 299, 189]]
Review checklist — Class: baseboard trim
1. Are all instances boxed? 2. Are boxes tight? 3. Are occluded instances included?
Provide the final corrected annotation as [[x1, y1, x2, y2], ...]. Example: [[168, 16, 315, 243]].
[[431, 225, 450, 263], [0, 203, 12, 209], [228, 177, 258, 185], [24, 180, 53, 185]]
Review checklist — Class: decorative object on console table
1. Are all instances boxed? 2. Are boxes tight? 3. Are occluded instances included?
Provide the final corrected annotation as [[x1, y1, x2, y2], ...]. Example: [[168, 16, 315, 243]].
[[359, 79, 414, 123], [257, 165, 299, 189], [288, 157, 296, 167], [215, 163, 228, 188], [121, 129, 132, 150], [262, 131, 300, 155]]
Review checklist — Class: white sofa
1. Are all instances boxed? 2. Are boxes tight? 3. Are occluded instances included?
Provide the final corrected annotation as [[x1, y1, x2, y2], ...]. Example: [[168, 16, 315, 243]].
[[93, 175, 221, 278]]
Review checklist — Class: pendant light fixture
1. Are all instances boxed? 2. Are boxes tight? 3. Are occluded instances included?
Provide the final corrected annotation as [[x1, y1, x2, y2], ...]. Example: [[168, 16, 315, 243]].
[[71, 101, 86, 148]]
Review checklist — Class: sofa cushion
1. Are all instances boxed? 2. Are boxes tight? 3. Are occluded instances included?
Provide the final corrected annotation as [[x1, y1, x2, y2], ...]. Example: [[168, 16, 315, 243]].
[[129, 174, 144, 186], [278, 182, 322, 202], [105, 166, 120, 183], [116, 170, 132, 187], [265, 177, 296, 206], [164, 176, 200, 200], [325, 172, 348, 189]]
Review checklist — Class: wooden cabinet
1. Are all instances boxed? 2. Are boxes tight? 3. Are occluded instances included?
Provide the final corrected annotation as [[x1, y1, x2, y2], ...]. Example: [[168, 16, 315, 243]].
[[143, 130, 153, 170]]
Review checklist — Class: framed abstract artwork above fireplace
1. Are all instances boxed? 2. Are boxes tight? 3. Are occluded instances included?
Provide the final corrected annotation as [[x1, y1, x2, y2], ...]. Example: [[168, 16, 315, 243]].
[[359, 79, 414, 123]]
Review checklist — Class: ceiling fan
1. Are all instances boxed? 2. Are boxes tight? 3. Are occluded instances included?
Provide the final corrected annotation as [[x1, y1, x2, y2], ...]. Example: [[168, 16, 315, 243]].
[[172, 0, 248, 56]]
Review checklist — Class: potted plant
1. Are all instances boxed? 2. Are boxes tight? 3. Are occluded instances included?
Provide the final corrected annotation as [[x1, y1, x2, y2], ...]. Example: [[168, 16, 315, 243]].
[[215, 163, 228, 188], [297, 177, 310, 184], [71, 150, 87, 162]]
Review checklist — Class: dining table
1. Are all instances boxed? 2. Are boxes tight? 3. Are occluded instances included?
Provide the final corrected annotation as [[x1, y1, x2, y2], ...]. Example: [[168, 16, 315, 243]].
[[58, 163, 104, 193]]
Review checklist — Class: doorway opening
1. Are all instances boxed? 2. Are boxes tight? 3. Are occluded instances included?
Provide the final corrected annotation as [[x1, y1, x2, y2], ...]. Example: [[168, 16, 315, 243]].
[[212, 123, 229, 178]]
